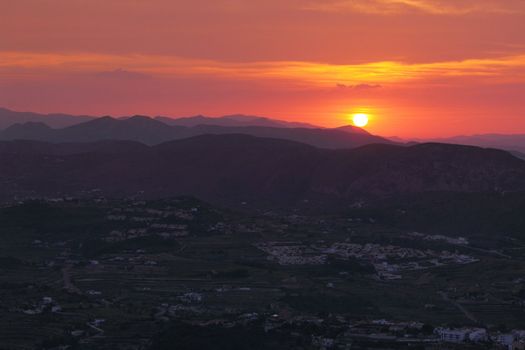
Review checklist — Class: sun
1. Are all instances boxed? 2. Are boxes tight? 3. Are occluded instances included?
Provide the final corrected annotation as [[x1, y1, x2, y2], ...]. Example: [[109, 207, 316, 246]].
[[352, 113, 369, 127]]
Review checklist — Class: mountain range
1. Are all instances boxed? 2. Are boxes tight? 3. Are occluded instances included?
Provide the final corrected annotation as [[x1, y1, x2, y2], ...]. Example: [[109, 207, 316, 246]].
[[0, 107, 94, 129], [0, 113, 391, 149], [1, 135, 524, 206], [6, 107, 525, 156], [427, 134, 525, 157], [389, 134, 525, 159], [1, 107, 318, 130], [154, 114, 319, 129]]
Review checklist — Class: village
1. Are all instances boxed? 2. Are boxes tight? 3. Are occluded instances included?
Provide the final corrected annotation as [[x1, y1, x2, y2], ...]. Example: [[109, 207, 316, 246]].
[[255, 240, 478, 280], [1, 197, 525, 349]]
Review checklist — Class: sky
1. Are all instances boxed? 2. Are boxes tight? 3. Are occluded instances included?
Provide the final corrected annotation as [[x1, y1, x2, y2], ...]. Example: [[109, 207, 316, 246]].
[[1, 0, 525, 137]]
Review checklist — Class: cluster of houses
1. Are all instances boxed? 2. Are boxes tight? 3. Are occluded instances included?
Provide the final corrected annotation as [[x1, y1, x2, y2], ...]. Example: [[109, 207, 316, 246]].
[[103, 204, 199, 241], [255, 241, 327, 265], [150, 300, 525, 350], [254, 240, 478, 280], [407, 232, 470, 245], [21, 296, 62, 315], [436, 328, 525, 349]]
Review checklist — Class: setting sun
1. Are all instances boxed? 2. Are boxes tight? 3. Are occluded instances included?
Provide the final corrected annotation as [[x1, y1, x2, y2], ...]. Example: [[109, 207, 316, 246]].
[[352, 113, 369, 128]]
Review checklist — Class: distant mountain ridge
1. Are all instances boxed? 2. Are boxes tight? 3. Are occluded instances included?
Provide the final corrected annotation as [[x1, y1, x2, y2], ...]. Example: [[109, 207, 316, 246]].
[[0, 107, 94, 129], [430, 134, 525, 154], [5, 108, 525, 156], [1, 107, 320, 130], [394, 134, 525, 157], [0, 114, 392, 149], [1, 122, 53, 140], [0, 135, 523, 206], [155, 114, 320, 129]]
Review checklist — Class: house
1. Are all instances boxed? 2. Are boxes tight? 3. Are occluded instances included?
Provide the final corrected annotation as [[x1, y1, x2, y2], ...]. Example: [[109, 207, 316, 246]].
[[513, 340, 525, 350], [469, 328, 488, 342], [493, 334, 515, 350], [435, 328, 469, 343]]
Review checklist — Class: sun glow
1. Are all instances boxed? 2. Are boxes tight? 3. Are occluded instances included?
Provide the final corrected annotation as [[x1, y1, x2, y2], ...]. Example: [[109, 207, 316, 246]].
[[352, 113, 369, 127]]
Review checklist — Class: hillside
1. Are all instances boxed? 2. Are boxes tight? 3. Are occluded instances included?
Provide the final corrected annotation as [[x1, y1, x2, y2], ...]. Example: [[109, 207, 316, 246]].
[[0, 135, 523, 205]]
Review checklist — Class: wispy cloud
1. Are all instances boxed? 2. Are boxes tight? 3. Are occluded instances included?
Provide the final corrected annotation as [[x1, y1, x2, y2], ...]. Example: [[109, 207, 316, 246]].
[[304, 0, 525, 15], [95, 68, 151, 80], [1, 51, 525, 87], [337, 83, 382, 89]]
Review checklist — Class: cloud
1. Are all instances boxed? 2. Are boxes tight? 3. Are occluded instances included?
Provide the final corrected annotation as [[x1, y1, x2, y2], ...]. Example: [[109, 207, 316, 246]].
[[1, 51, 525, 88], [304, 0, 525, 15], [337, 83, 382, 89], [95, 68, 151, 80]]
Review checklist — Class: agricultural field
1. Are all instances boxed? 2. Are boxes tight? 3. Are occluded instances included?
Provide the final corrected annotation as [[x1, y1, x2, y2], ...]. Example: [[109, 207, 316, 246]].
[[0, 197, 524, 349]]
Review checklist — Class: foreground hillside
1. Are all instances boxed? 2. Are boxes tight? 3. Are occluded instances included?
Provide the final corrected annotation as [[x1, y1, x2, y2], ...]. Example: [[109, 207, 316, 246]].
[[0, 135, 524, 206]]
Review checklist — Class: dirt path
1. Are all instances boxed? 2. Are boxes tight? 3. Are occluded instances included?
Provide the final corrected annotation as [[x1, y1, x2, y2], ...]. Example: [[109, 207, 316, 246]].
[[439, 291, 479, 324], [62, 266, 82, 294]]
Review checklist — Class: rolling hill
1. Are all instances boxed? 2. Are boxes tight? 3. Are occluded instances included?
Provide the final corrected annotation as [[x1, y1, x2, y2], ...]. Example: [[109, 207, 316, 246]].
[[0, 135, 523, 206]]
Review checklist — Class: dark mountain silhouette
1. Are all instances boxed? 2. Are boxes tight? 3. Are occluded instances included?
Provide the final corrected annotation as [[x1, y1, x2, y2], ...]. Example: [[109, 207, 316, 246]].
[[0, 139, 149, 156], [333, 125, 371, 135], [155, 114, 319, 129], [56, 115, 185, 144], [447, 134, 525, 154], [510, 150, 525, 160], [1, 122, 54, 140], [181, 124, 389, 149], [0, 107, 94, 129], [398, 134, 525, 156], [0, 115, 393, 149], [0, 107, 319, 130], [0, 135, 523, 205]]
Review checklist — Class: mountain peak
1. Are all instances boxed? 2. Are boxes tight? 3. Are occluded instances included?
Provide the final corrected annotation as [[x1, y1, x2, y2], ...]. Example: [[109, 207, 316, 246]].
[[334, 125, 370, 135], [127, 115, 152, 120], [71, 115, 117, 127], [156, 114, 320, 129], [0, 107, 95, 129], [0, 121, 54, 140], [5, 121, 52, 131], [123, 115, 169, 127]]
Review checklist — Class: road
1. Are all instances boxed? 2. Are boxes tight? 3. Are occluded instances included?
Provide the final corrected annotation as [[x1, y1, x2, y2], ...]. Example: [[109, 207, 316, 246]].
[[438, 291, 479, 324]]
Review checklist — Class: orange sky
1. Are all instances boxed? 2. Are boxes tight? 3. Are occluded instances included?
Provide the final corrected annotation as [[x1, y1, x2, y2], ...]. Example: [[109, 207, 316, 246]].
[[1, 0, 525, 137]]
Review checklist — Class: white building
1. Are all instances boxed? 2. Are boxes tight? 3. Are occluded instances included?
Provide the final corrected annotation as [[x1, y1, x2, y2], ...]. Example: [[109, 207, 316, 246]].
[[436, 328, 469, 343], [493, 333, 515, 350], [468, 328, 488, 342]]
